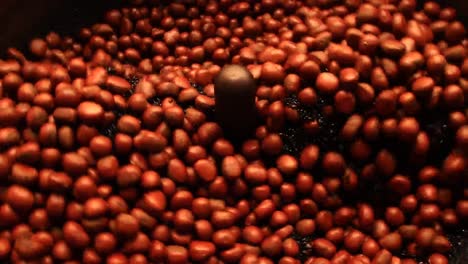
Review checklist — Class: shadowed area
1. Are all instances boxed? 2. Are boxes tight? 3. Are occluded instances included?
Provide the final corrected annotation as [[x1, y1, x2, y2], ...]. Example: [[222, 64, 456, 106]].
[[0, 0, 122, 55]]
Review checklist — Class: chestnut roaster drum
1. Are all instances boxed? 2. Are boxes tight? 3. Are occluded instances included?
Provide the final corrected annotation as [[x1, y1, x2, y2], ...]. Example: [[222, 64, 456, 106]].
[[0, 0, 467, 264]]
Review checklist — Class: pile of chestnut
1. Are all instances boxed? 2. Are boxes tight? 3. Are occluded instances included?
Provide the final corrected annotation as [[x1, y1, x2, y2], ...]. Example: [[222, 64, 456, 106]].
[[0, 0, 467, 263]]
